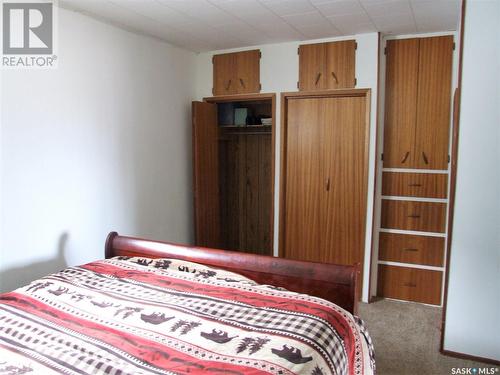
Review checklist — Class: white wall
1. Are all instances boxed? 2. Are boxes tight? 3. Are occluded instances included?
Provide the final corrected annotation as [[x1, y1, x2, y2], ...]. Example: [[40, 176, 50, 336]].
[[443, 0, 500, 360], [0, 8, 197, 292], [195, 33, 379, 302]]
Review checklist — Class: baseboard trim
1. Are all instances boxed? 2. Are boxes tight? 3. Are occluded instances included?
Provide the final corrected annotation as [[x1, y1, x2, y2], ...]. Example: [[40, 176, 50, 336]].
[[441, 349, 500, 366]]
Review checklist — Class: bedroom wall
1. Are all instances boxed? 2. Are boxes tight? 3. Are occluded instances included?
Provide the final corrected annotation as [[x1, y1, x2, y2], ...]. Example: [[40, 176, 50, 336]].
[[194, 33, 379, 302], [443, 0, 500, 361], [0, 7, 197, 292]]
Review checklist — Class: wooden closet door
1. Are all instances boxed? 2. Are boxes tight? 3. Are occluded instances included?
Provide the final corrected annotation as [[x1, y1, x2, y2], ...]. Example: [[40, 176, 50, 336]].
[[213, 53, 236, 96], [323, 96, 368, 269], [383, 39, 419, 168], [298, 43, 327, 91], [326, 40, 356, 89], [284, 98, 327, 261], [414, 36, 453, 169], [192, 101, 220, 248], [235, 50, 260, 94]]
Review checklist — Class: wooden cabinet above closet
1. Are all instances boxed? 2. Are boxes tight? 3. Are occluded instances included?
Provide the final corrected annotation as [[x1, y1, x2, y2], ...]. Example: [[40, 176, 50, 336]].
[[383, 36, 453, 169], [298, 40, 356, 91], [213, 50, 261, 96]]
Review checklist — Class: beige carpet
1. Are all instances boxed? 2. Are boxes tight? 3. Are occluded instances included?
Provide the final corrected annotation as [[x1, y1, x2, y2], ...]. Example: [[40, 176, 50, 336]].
[[358, 299, 493, 375]]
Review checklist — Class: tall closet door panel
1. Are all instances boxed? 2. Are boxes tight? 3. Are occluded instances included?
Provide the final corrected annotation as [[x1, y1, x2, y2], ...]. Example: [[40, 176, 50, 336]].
[[298, 43, 327, 91], [192, 102, 220, 248], [383, 39, 419, 168], [414, 36, 453, 169], [324, 96, 369, 267], [284, 98, 326, 261]]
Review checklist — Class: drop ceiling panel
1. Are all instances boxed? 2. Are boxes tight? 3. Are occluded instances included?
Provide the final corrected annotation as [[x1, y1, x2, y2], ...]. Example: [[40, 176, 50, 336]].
[[60, 0, 460, 52]]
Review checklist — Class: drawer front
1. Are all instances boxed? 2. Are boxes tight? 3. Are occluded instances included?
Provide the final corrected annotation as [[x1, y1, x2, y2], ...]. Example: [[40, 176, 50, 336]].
[[381, 200, 447, 233], [382, 172, 448, 198], [377, 265, 442, 305], [379, 233, 444, 266]]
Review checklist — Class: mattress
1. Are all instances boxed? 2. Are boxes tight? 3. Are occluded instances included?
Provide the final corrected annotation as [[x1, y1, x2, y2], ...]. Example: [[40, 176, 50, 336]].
[[0, 256, 375, 374]]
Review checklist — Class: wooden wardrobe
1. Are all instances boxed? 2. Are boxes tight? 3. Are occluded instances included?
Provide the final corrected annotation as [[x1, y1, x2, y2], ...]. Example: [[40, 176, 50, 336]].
[[280, 90, 371, 292], [192, 94, 275, 256], [376, 36, 454, 306]]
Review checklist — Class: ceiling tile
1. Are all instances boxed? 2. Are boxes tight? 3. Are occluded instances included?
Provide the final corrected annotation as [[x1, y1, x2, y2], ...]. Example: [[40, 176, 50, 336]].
[[260, 0, 316, 16], [296, 24, 343, 39], [60, 0, 460, 52], [327, 12, 372, 25], [111, 0, 192, 27], [314, 1, 366, 16], [361, 0, 412, 18], [335, 21, 377, 35], [282, 11, 332, 28]]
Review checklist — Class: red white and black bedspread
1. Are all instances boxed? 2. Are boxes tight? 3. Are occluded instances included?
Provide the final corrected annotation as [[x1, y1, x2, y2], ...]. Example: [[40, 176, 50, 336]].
[[0, 257, 375, 375]]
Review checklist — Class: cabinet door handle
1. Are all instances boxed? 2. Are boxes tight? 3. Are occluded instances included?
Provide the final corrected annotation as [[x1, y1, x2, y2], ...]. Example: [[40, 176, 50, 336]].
[[408, 183, 422, 187], [225, 79, 232, 90], [239, 78, 245, 88], [403, 282, 417, 287], [403, 248, 419, 252], [325, 178, 331, 191], [315, 72, 322, 86], [401, 151, 410, 164], [407, 214, 421, 219], [331, 71, 338, 84], [422, 151, 429, 164]]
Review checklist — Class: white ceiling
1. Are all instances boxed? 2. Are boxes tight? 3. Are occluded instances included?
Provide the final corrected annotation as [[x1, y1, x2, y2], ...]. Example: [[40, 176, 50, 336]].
[[60, 0, 461, 52]]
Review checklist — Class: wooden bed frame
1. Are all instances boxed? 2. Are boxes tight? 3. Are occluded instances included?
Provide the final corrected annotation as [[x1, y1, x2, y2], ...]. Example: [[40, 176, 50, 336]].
[[105, 232, 360, 314]]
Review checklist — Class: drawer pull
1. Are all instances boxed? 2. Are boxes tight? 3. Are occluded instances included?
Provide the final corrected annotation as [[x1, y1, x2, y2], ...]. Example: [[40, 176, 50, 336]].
[[422, 152, 429, 164], [407, 214, 421, 219], [331, 71, 339, 84], [403, 282, 417, 287], [403, 248, 419, 252], [401, 151, 410, 164], [315, 72, 322, 86], [408, 183, 422, 187]]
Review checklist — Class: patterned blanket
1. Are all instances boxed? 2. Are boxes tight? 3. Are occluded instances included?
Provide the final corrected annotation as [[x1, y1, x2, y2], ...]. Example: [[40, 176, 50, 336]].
[[0, 257, 375, 375]]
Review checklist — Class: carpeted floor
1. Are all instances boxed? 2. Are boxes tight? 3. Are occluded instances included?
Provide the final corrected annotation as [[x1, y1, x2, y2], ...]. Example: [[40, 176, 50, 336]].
[[358, 299, 493, 375]]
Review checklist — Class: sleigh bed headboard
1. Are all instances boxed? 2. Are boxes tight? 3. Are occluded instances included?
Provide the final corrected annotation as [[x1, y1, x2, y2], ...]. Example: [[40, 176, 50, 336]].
[[105, 232, 359, 314]]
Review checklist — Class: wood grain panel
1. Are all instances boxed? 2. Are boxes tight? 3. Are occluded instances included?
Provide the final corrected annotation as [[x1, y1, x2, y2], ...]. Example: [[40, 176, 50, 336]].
[[381, 199, 447, 233], [379, 232, 445, 266], [219, 133, 272, 255], [324, 96, 368, 274], [383, 38, 419, 168], [235, 50, 261, 94], [192, 101, 220, 248], [382, 172, 448, 198], [213, 53, 236, 96], [258, 135, 273, 254], [298, 43, 327, 91], [377, 265, 442, 305], [326, 40, 356, 89], [414, 36, 453, 169], [284, 98, 326, 261]]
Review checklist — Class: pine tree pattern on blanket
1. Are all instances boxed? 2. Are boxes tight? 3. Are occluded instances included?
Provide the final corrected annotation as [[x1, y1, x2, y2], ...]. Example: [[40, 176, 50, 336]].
[[0, 257, 376, 375]]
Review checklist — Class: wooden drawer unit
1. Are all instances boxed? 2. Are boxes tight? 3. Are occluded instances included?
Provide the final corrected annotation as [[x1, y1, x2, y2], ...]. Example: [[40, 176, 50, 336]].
[[377, 265, 442, 305], [381, 199, 446, 233], [379, 232, 444, 266], [382, 172, 448, 198]]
